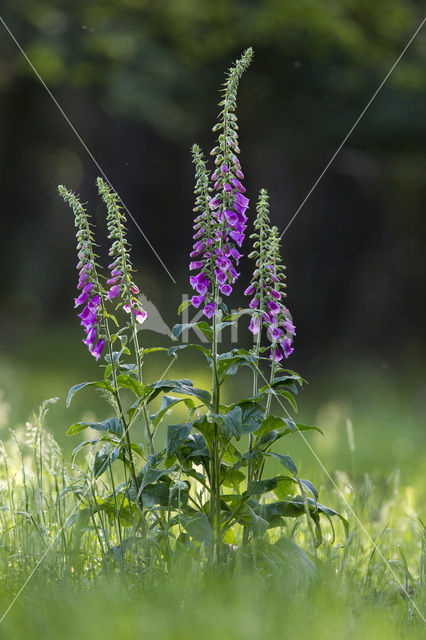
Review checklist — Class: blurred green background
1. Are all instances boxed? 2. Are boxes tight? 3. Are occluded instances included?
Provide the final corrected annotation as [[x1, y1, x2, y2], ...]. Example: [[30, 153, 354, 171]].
[[0, 1, 425, 494]]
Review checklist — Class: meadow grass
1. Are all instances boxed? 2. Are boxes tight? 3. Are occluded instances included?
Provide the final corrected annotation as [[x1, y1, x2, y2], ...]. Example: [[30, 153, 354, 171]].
[[0, 349, 424, 639]]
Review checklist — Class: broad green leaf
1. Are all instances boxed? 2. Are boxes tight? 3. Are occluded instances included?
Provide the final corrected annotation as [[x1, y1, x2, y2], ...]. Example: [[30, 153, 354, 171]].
[[171, 321, 212, 342], [246, 477, 281, 496], [150, 395, 195, 427], [166, 423, 192, 457], [93, 447, 119, 479], [139, 465, 175, 493], [66, 380, 114, 407], [168, 343, 212, 362], [221, 405, 243, 439], [116, 374, 143, 396], [249, 506, 269, 537], [71, 439, 99, 462], [67, 417, 124, 437], [177, 299, 193, 315], [192, 415, 215, 447], [221, 466, 245, 489], [222, 526, 237, 545], [182, 513, 212, 546], [142, 347, 169, 355], [147, 379, 211, 407], [234, 401, 264, 434], [263, 452, 298, 476]]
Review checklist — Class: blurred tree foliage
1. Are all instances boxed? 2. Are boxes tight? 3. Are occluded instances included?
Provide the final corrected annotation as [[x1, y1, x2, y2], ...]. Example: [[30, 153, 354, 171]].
[[0, 1, 425, 361], [1, 0, 424, 141]]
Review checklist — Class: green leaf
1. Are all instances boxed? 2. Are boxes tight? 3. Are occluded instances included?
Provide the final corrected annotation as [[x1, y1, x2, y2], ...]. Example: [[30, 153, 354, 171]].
[[182, 513, 212, 546], [249, 507, 269, 537], [299, 478, 319, 501], [67, 417, 124, 438], [217, 352, 259, 383], [293, 423, 324, 437], [166, 423, 192, 457], [263, 452, 298, 476], [66, 380, 114, 407], [221, 466, 245, 489], [139, 466, 175, 493], [171, 321, 212, 342], [71, 439, 99, 462], [168, 343, 212, 362], [234, 401, 264, 434], [147, 379, 211, 407], [142, 347, 169, 355], [221, 309, 257, 322], [150, 395, 195, 427], [188, 415, 213, 448], [178, 299, 193, 315], [246, 477, 281, 496], [93, 447, 119, 479], [221, 405, 243, 439], [116, 374, 143, 396]]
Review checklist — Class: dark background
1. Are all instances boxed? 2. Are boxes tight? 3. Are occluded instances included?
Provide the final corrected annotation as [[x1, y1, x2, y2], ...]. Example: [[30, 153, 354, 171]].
[[0, 2, 425, 450]]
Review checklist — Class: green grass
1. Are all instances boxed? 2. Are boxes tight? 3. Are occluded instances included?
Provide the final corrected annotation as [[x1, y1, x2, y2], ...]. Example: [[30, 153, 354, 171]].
[[0, 327, 425, 638]]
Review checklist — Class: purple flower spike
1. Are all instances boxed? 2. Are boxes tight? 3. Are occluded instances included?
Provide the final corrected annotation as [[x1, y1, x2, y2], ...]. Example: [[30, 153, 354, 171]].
[[221, 164, 229, 173], [203, 301, 216, 319], [244, 284, 255, 296]]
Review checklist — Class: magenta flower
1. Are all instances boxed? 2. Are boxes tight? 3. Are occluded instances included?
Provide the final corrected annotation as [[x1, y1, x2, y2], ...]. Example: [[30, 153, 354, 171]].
[[249, 315, 260, 335], [282, 338, 294, 358], [91, 338, 104, 362], [107, 285, 120, 300], [203, 301, 216, 318]]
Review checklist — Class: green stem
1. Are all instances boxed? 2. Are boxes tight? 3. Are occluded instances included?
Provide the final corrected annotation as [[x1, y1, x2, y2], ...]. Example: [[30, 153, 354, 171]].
[[210, 287, 222, 562]]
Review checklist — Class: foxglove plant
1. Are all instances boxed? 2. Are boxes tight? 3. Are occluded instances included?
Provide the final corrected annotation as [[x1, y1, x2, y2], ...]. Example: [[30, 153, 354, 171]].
[[58, 49, 345, 568]]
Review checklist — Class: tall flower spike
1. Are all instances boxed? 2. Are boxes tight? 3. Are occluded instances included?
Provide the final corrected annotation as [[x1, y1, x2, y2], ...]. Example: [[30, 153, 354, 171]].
[[190, 144, 219, 315], [97, 178, 147, 326], [245, 191, 295, 360], [58, 185, 105, 361], [190, 49, 253, 317]]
